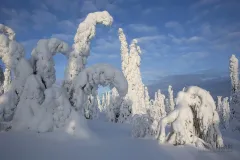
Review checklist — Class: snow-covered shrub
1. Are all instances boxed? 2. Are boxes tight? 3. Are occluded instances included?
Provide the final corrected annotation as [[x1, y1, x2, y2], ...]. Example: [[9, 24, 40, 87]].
[[148, 89, 166, 137], [63, 11, 113, 94], [106, 88, 122, 122], [158, 86, 224, 149], [131, 114, 151, 138], [118, 96, 132, 123]]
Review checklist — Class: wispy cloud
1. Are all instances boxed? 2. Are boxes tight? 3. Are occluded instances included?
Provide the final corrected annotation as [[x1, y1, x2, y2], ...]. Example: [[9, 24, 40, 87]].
[[165, 21, 184, 34], [136, 35, 166, 43], [128, 24, 158, 33], [51, 33, 74, 42], [191, 0, 220, 8]]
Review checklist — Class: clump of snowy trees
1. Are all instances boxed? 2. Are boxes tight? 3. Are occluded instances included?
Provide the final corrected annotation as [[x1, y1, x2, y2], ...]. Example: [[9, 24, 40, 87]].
[[0, 11, 128, 136], [0, 10, 234, 150]]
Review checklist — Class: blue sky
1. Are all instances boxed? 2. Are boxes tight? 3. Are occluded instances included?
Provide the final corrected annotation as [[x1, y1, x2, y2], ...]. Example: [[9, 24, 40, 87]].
[[0, 0, 240, 85]]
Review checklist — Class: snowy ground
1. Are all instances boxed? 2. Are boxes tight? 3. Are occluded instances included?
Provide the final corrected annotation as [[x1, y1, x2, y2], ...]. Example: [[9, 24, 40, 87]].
[[0, 121, 240, 160]]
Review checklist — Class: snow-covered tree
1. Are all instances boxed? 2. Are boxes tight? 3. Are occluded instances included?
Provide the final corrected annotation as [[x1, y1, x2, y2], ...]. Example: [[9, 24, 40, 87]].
[[83, 95, 99, 120], [30, 38, 69, 89], [144, 86, 150, 109], [166, 85, 175, 113], [229, 55, 239, 94], [148, 89, 166, 137], [158, 86, 224, 149], [0, 24, 25, 122], [118, 28, 129, 78], [229, 55, 240, 132], [217, 96, 222, 115], [2, 68, 11, 93], [131, 114, 151, 138], [118, 29, 146, 116], [118, 96, 132, 123], [63, 11, 113, 94], [0, 65, 4, 95], [70, 64, 128, 116], [222, 97, 230, 129]]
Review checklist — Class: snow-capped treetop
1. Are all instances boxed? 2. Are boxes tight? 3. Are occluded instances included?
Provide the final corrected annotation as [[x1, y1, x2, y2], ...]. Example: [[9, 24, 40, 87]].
[[0, 24, 15, 40], [129, 39, 141, 67], [0, 26, 25, 73], [229, 54, 239, 93], [31, 38, 69, 61], [73, 11, 113, 57], [168, 85, 175, 112], [118, 28, 129, 77]]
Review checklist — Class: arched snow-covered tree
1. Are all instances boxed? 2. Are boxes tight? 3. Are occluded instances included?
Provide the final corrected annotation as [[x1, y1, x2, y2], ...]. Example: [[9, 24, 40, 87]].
[[70, 64, 128, 116], [63, 11, 113, 94], [30, 38, 69, 89], [158, 86, 224, 149]]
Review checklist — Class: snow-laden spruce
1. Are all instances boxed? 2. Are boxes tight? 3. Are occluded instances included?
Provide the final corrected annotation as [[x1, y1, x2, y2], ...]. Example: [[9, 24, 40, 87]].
[[0, 66, 4, 95], [166, 85, 175, 113], [118, 28, 129, 78], [132, 89, 166, 138], [229, 55, 239, 94], [63, 11, 113, 94], [158, 86, 224, 149], [222, 97, 230, 129], [118, 28, 147, 116], [31, 38, 69, 89]]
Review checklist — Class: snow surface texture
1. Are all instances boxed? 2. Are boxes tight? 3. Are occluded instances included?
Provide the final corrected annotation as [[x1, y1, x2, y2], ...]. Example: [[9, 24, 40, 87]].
[[158, 86, 224, 149], [70, 63, 128, 114], [63, 11, 113, 94], [31, 38, 69, 89], [0, 120, 239, 160]]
